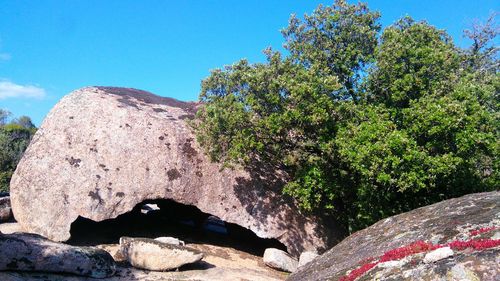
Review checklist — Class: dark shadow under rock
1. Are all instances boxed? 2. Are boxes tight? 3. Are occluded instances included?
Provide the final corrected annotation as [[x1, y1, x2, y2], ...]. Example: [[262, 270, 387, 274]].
[[68, 198, 287, 257]]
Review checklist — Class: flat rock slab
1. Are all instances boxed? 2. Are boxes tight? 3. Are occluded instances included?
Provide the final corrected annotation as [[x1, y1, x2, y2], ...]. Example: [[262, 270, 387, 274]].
[[288, 191, 500, 281], [120, 237, 203, 271], [0, 233, 115, 278], [10, 86, 338, 256]]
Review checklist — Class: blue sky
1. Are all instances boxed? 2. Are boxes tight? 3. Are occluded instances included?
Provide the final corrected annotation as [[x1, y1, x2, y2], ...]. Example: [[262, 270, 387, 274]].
[[0, 0, 498, 126]]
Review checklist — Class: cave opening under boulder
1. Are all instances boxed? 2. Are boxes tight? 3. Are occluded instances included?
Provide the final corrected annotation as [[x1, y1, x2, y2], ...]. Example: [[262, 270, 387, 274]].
[[68, 198, 287, 256]]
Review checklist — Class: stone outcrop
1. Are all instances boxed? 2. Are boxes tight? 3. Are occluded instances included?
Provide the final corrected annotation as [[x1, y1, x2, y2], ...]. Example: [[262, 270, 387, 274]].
[[0, 195, 12, 222], [10, 86, 339, 256], [0, 233, 115, 278], [288, 191, 500, 281], [263, 248, 298, 273]]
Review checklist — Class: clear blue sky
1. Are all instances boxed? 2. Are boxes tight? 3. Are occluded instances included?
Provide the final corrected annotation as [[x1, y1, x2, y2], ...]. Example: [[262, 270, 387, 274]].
[[0, 0, 498, 126]]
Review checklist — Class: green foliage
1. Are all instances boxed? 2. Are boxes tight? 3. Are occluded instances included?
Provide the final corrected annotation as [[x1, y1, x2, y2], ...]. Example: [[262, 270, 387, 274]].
[[282, 0, 381, 100], [0, 115, 36, 192], [462, 13, 499, 75], [196, 50, 340, 167], [193, 1, 499, 232], [367, 17, 460, 108], [0, 109, 11, 126]]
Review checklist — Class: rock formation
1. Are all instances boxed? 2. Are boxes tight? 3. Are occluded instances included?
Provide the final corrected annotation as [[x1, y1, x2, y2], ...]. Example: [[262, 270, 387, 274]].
[[288, 191, 500, 281], [0, 233, 115, 278], [10, 86, 339, 256]]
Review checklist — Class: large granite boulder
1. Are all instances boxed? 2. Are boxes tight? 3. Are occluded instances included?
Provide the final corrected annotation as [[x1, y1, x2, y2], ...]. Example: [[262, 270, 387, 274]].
[[0, 232, 115, 278], [288, 191, 500, 281], [10, 86, 339, 256]]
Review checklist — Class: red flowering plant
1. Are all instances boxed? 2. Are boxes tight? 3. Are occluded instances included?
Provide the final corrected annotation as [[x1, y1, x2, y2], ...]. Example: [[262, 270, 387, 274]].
[[339, 234, 500, 281]]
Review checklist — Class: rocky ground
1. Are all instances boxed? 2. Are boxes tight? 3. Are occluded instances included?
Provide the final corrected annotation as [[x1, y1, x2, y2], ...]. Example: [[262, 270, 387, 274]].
[[0, 222, 287, 281]]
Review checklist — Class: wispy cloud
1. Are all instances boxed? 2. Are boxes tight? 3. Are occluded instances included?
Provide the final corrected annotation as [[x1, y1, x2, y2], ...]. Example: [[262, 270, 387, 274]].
[[0, 80, 46, 99]]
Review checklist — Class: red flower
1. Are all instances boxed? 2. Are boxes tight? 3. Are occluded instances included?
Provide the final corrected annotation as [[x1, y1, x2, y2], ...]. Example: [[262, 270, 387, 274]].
[[379, 240, 440, 262], [339, 262, 377, 281], [469, 226, 497, 237], [339, 237, 500, 281], [448, 239, 500, 251]]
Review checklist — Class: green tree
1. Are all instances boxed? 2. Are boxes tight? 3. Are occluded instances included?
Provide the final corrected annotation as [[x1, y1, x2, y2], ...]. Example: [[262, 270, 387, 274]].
[[462, 13, 499, 75], [196, 50, 340, 168], [0, 109, 10, 126], [0, 117, 36, 192], [12, 116, 36, 129], [367, 17, 460, 109], [194, 1, 499, 232], [282, 0, 380, 101]]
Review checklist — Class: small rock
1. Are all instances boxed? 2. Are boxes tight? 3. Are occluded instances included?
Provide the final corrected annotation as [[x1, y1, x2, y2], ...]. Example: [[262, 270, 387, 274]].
[[154, 236, 185, 246], [423, 247, 454, 263], [298, 251, 318, 268], [140, 203, 160, 214], [263, 248, 298, 273], [120, 237, 203, 271], [0, 196, 12, 222], [491, 231, 500, 240], [0, 233, 116, 278], [377, 260, 405, 268]]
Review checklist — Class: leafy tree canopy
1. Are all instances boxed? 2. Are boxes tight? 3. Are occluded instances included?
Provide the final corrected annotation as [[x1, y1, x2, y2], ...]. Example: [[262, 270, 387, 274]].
[[193, 1, 499, 232]]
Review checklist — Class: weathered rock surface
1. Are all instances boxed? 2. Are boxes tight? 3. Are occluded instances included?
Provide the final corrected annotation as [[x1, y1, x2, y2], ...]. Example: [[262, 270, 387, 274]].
[[297, 251, 318, 268], [0, 196, 12, 222], [288, 191, 500, 281], [10, 86, 338, 256], [263, 248, 298, 273], [0, 232, 115, 278], [362, 249, 499, 280], [120, 237, 203, 271]]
